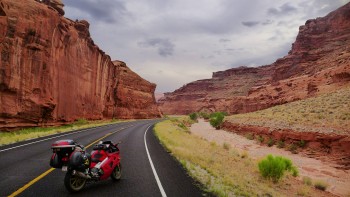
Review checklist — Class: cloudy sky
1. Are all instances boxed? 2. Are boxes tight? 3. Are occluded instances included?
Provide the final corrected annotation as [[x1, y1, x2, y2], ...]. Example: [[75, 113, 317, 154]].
[[62, 0, 349, 93]]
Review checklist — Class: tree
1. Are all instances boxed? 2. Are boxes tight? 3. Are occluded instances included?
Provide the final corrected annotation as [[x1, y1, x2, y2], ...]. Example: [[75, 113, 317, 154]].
[[209, 112, 225, 129], [189, 112, 198, 121]]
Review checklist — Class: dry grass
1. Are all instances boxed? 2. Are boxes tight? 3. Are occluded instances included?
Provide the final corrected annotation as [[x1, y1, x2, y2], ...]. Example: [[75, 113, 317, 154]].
[[0, 119, 127, 146], [226, 87, 350, 135], [154, 118, 319, 197]]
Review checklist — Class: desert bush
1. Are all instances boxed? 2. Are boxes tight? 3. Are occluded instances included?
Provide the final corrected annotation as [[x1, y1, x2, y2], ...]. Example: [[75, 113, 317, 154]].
[[223, 142, 230, 150], [288, 143, 298, 154], [302, 176, 312, 186], [241, 151, 248, 158], [245, 133, 254, 140], [199, 112, 210, 119], [267, 138, 275, 147], [298, 140, 306, 148], [276, 140, 285, 148], [189, 112, 198, 121], [297, 186, 310, 196], [258, 155, 298, 182], [257, 135, 264, 143], [209, 112, 225, 129], [314, 180, 328, 191]]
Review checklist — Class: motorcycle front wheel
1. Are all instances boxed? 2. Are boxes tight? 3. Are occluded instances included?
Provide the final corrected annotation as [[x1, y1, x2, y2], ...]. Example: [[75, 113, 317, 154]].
[[64, 172, 86, 192], [111, 163, 122, 181]]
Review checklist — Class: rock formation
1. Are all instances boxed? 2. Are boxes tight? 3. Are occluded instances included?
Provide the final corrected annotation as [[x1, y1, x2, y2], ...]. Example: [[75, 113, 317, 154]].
[[0, 0, 160, 130], [103, 61, 161, 119], [158, 2, 350, 115]]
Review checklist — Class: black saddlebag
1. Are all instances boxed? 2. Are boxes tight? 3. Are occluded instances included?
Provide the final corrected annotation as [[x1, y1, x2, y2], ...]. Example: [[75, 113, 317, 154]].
[[50, 153, 62, 168], [49, 139, 77, 168]]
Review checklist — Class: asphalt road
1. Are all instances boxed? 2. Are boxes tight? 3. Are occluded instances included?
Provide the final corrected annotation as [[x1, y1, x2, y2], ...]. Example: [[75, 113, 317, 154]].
[[0, 120, 206, 197]]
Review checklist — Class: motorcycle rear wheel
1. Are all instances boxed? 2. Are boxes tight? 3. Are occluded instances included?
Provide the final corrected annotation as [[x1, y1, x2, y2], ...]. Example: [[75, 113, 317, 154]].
[[111, 163, 122, 181], [64, 172, 86, 192]]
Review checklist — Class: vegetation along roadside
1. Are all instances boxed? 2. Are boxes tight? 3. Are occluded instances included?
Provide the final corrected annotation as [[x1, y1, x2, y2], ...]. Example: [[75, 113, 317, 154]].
[[0, 119, 127, 146], [154, 117, 334, 197]]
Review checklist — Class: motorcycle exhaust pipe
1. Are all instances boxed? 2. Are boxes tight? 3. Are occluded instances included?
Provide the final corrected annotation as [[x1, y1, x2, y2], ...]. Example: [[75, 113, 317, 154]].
[[72, 170, 91, 179]]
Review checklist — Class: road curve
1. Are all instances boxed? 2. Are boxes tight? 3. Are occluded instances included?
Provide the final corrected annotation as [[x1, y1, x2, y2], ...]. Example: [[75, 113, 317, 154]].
[[0, 120, 205, 197]]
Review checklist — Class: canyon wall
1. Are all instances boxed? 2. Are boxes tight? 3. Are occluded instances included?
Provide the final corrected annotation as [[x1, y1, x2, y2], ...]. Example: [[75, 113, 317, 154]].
[[158, 2, 350, 115], [103, 61, 160, 119], [0, 0, 160, 130]]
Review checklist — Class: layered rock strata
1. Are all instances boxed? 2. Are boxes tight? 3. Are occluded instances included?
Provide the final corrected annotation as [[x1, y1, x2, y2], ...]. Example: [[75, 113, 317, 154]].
[[158, 3, 350, 115], [0, 0, 160, 130]]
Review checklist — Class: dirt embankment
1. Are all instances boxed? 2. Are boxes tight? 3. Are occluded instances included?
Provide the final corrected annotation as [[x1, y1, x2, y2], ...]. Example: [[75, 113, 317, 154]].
[[221, 121, 350, 170], [191, 119, 350, 196]]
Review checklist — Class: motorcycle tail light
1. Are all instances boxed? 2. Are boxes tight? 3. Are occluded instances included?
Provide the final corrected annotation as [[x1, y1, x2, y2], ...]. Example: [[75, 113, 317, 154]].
[[62, 157, 69, 162]]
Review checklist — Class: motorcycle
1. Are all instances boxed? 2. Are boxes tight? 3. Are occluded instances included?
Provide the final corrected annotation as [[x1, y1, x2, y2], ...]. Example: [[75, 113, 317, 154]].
[[49, 139, 122, 192]]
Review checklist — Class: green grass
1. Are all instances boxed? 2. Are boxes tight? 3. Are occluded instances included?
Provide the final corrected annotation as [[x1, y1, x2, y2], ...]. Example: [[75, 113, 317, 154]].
[[154, 118, 309, 196], [226, 87, 350, 135], [0, 119, 126, 146]]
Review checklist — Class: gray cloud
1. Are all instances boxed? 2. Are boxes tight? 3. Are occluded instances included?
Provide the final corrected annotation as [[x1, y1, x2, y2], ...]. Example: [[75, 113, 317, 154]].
[[138, 38, 175, 57], [63, 0, 128, 23], [219, 38, 231, 42], [268, 3, 298, 16], [242, 21, 260, 27], [262, 20, 274, 25], [62, 0, 349, 93]]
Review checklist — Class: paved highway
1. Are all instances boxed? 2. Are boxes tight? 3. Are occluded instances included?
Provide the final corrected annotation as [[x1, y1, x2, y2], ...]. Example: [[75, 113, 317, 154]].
[[0, 120, 206, 197]]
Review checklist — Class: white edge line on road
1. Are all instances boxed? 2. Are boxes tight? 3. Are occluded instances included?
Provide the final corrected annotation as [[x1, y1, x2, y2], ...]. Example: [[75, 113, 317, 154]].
[[0, 123, 128, 153], [144, 125, 167, 197], [0, 129, 86, 152]]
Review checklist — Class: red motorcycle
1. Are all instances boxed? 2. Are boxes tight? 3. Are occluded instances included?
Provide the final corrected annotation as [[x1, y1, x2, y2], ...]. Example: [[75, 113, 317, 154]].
[[49, 139, 122, 192]]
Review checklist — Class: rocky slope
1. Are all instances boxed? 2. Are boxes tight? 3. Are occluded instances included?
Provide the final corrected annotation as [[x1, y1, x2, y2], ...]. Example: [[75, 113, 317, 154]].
[[158, 2, 350, 115], [0, 0, 160, 130]]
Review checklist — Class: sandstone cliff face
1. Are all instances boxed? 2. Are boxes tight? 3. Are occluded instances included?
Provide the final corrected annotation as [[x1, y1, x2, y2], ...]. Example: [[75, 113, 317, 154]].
[[0, 0, 160, 130], [159, 3, 350, 115], [103, 61, 161, 119]]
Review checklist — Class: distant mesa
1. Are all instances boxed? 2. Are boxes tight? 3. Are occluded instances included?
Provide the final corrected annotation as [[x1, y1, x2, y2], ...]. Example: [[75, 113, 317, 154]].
[[158, 2, 350, 115]]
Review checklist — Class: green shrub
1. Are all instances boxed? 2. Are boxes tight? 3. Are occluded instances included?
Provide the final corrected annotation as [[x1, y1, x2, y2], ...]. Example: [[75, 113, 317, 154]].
[[314, 180, 328, 191], [257, 135, 264, 143], [199, 112, 210, 119], [298, 140, 306, 148], [223, 142, 230, 150], [189, 112, 198, 121], [258, 155, 298, 182], [209, 112, 225, 129], [245, 133, 254, 140], [267, 138, 275, 147], [276, 140, 285, 148]]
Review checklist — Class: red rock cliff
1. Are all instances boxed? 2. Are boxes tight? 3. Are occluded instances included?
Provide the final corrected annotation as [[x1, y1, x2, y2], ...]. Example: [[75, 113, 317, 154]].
[[103, 61, 161, 119], [0, 0, 160, 130], [159, 2, 350, 115]]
